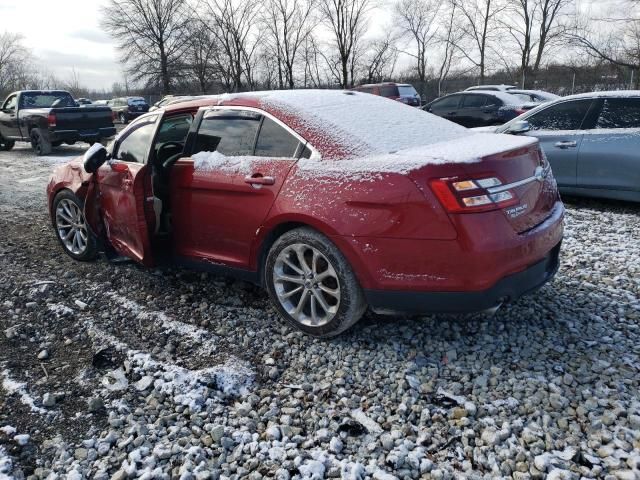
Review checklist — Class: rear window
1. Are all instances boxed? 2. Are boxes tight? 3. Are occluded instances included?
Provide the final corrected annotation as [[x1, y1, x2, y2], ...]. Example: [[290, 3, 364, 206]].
[[398, 85, 418, 97], [20, 92, 76, 108], [194, 112, 260, 155], [254, 117, 300, 157], [128, 98, 147, 105], [526, 100, 592, 131], [596, 98, 640, 129], [462, 94, 487, 108], [379, 85, 399, 97]]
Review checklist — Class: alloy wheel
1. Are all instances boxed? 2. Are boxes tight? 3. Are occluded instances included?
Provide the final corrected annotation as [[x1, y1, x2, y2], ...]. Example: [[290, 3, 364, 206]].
[[273, 243, 341, 326], [55, 199, 89, 255]]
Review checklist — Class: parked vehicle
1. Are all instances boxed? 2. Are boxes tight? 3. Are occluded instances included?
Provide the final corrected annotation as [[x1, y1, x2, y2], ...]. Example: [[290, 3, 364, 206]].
[[483, 91, 640, 202], [47, 90, 563, 337], [0, 90, 116, 155], [93, 100, 109, 106], [508, 89, 560, 104], [466, 85, 516, 92], [76, 98, 93, 105], [353, 82, 421, 106], [110, 96, 150, 124], [423, 91, 532, 127]]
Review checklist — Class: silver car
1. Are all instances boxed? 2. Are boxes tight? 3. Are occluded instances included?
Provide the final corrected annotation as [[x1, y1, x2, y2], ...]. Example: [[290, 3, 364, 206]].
[[494, 91, 640, 202]]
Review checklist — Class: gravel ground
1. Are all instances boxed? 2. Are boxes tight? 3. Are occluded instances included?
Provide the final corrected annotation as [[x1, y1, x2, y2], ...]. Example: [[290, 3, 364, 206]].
[[0, 143, 639, 480]]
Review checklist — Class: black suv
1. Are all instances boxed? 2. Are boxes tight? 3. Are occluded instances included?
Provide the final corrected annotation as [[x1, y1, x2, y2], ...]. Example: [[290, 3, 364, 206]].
[[109, 97, 150, 124], [423, 91, 529, 127]]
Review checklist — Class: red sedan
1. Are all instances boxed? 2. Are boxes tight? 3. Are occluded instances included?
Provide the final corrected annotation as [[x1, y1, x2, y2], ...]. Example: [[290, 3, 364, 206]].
[[47, 90, 564, 337]]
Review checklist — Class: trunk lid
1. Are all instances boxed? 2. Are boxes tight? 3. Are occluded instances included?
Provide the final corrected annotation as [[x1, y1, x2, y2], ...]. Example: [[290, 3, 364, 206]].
[[52, 106, 114, 131], [408, 133, 558, 234]]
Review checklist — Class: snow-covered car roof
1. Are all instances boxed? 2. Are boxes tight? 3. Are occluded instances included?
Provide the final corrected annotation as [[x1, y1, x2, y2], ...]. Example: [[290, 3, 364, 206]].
[[561, 90, 640, 100]]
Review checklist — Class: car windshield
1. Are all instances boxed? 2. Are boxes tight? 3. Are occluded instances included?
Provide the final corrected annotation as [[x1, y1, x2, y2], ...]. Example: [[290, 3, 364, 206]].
[[21, 92, 76, 108], [398, 86, 418, 97], [128, 98, 147, 105]]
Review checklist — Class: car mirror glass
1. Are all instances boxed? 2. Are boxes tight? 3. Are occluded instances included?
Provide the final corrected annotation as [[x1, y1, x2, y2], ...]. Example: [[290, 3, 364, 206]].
[[506, 120, 531, 135], [83, 143, 110, 174]]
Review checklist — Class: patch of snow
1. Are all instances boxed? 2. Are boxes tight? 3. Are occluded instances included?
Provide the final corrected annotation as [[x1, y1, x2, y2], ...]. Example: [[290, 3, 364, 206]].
[[350, 409, 383, 434], [192, 150, 252, 174], [0, 426, 16, 436], [1, 369, 47, 414], [86, 323, 254, 411], [14, 434, 29, 446], [0, 446, 12, 478], [47, 302, 74, 317]]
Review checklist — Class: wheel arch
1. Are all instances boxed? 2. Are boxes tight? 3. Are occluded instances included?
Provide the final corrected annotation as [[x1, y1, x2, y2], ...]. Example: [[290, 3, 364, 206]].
[[252, 214, 373, 289]]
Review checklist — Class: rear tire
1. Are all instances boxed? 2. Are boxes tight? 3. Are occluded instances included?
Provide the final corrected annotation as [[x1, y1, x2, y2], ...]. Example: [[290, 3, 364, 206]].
[[52, 190, 98, 261], [264, 227, 367, 338], [30, 128, 52, 156], [0, 136, 14, 151]]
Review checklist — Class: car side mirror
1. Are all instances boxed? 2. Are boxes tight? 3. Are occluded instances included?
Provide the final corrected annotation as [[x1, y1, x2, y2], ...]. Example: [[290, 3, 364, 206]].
[[84, 143, 110, 173], [506, 120, 531, 135]]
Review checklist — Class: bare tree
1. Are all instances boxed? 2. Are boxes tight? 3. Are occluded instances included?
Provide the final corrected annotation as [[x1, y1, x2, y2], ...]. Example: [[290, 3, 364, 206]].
[[362, 33, 399, 83], [395, 0, 443, 86], [319, 0, 373, 88], [262, 0, 316, 88], [186, 19, 220, 93], [436, 0, 464, 95], [302, 35, 326, 87], [504, 0, 574, 87], [453, 0, 506, 83], [199, 0, 263, 91], [0, 32, 36, 97], [570, 1, 640, 74], [102, 0, 191, 95]]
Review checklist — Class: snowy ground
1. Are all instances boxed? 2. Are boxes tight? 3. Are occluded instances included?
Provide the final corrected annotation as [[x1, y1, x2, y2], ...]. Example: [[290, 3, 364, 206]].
[[0, 142, 639, 480]]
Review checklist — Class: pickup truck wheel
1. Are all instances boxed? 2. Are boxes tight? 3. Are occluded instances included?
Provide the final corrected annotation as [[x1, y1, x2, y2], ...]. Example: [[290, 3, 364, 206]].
[[0, 138, 15, 151], [52, 190, 98, 261], [119, 112, 128, 124], [265, 227, 367, 338], [30, 129, 52, 156]]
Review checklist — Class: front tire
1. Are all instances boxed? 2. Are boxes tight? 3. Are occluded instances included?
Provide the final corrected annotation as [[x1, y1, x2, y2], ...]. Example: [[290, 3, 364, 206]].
[[265, 227, 367, 338], [0, 135, 15, 151], [30, 128, 52, 156], [52, 190, 98, 261]]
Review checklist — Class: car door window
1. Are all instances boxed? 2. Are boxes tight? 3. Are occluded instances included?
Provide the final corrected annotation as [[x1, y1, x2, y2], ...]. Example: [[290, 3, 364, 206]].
[[155, 114, 193, 146], [462, 94, 487, 108], [254, 117, 300, 158], [194, 111, 261, 155], [432, 95, 461, 110], [114, 119, 157, 163], [3, 95, 17, 111], [596, 98, 640, 129], [526, 100, 592, 131]]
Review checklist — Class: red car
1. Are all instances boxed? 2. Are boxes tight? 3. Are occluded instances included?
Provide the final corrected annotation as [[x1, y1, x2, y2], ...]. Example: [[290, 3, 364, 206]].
[[47, 90, 563, 337]]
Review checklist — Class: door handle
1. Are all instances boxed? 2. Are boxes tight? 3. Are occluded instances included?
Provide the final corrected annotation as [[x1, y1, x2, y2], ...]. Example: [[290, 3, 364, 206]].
[[554, 141, 577, 149], [244, 175, 275, 186]]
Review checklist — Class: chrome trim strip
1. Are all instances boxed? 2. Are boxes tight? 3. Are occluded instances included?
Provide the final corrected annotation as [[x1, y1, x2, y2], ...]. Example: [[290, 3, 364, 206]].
[[487, 165, 550, 194]]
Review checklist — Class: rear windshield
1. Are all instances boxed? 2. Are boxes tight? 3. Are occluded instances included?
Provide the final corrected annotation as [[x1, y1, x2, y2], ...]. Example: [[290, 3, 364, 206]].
[[379, 85, 399, 97], [20, 92, 76, 108], [128, 98, 147, 105], [398, 85, 418, 97]]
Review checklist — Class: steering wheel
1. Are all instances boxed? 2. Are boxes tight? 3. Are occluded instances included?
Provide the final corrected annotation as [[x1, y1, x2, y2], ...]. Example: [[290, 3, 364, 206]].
[[157, 141, 185, 170]]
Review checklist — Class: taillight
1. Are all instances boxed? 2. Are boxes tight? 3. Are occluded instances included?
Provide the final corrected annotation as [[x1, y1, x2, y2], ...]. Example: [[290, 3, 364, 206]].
[[430, 176, 518, 213], [47, 113, 57, 127]]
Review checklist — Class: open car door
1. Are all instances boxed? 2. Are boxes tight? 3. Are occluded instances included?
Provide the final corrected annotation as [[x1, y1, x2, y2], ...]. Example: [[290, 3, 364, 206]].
[[94, 115, 158, 266]]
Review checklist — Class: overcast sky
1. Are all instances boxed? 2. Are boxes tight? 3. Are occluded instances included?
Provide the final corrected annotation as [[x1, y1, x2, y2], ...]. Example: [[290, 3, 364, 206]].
[[0, 0, 605, 93], [0, 0, 121, 91]]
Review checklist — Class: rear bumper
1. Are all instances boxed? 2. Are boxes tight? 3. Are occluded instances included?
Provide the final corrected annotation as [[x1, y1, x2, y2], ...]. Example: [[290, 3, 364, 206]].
[[365, 241, 561, 314], [50, 127, 116, 143]]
